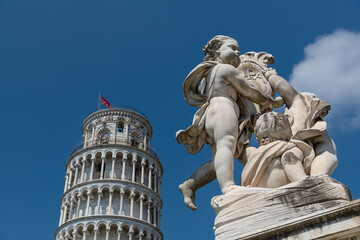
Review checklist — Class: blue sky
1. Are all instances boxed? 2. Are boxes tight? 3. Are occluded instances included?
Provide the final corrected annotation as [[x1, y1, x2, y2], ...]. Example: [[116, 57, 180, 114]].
[[1, 1, 360, 239]]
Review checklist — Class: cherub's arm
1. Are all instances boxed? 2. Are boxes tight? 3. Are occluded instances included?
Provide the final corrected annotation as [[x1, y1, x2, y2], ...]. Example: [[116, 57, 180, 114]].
[[266, 69, 300, 108], [220, 64, 274, 108]]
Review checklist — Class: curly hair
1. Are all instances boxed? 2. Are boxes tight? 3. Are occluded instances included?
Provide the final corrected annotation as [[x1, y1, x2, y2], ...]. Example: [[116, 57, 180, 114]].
[[203, 35, 235, 61], [254, 112, 292, 146]]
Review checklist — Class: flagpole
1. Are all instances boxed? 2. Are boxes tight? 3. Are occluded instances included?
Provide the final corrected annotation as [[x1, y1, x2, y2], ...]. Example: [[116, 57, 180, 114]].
[[98, 91, 101, 110]]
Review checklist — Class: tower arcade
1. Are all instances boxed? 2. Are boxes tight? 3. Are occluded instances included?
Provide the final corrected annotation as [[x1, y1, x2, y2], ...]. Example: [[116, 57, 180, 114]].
[[55, 106, 163, 240]]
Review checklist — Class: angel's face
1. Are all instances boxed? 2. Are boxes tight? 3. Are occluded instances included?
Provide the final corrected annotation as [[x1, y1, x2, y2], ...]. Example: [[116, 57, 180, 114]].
[[217, 39, 240, 67]]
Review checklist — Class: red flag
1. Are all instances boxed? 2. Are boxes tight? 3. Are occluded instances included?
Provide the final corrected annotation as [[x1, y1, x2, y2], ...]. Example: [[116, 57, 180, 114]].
[[101, 95, 111, 109]]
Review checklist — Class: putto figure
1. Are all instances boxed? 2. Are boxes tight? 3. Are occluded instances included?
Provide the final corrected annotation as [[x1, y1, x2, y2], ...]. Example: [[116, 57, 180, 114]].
[[176, 35, 275, 199], [240, 111, 310, 188], [176, 35, 338, 211]]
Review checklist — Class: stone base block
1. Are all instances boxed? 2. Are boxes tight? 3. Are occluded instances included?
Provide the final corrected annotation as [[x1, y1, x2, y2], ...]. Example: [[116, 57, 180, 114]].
[[211, 175, 359, 240]]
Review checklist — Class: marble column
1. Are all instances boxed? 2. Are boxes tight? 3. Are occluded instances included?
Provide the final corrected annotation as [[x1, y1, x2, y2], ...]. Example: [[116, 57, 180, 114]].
[[148, 166, 153, 189], [91, 127, 95, 144], [128, 227, 134, 240], [97, 192, 102, 215], [125, 124, 129, 141], [130, 191, 135, 217], [100, 157, 105, 179], [73, 165, 79, 186], [121, 158, 127, 180], [119, 190, 124, 215], [64, 174, 69, 192], [139, 232, 144, 240], [141, 160, 146, 185], [76, 194, 81, 218], [110, 157, 116, 179], [68, 168, 74, 188], [106, 229, 110, 240], [93, 230, 98, 240], [117, 228, 122, 240], [59, 206, 64, 225], [147, 200, 152, 223], [154, 170, 158, 193], [143, 133, 147, 150], [90, 158, 95, 181], [68, 199, 74, 220], [139, 194, 145, 220], [80, 159, 86, 183], [84, 131, 88, 147], [153, 203, 157, 226], [62, 204, 68, 223], [85, 193, 91, 216], [108, 191, 113, 214], [131, 158, 137, 182], [82, 230, 86, 240]]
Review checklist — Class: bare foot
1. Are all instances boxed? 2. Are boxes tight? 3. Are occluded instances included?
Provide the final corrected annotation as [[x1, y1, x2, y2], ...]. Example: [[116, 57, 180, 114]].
[[179, 182, 197, 211]]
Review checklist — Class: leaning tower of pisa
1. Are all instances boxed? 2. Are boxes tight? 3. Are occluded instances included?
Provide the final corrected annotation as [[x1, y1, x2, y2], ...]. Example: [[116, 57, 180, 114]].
[[55, 106, 163, 240]]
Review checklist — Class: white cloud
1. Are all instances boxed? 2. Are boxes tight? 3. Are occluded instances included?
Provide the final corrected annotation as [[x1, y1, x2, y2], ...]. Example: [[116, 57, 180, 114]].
[[289, 30, 360, 129]]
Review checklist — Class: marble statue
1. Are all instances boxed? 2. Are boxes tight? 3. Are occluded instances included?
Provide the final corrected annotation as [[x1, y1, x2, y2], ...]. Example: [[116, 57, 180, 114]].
[[176, 35, 276, 196], [177, 35, 338, 211]]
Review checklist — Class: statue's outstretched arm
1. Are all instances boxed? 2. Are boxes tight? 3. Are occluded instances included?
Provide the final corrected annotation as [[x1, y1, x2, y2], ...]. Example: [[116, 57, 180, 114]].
[[267, 71, 300, 108]]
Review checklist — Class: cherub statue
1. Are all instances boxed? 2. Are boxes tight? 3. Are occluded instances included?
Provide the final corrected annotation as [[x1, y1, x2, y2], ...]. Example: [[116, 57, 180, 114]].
[[240, 111, 311, 188], [176, 35, 275, 198], [177, 36, 338, 211]]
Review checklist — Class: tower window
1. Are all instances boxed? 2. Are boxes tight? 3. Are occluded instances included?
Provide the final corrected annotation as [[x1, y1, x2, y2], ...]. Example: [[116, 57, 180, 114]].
[[101, 133, 110, 144], [118, 122, 124, 133]]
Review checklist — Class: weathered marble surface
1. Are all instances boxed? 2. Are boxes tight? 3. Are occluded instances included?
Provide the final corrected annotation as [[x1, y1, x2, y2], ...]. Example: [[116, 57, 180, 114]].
[[177, 37, 338, 211], [211, 175, 353, 240]]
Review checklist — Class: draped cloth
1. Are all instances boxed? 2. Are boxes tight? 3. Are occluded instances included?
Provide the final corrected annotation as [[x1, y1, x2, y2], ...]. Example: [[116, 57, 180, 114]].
[[240, 139, 315, 187], [176, 61, 255, 158], [240, 92, 330, 187]]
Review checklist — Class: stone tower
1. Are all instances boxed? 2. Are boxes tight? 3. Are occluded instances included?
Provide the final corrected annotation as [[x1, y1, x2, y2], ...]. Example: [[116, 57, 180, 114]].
[[55, 106, 163, 240]]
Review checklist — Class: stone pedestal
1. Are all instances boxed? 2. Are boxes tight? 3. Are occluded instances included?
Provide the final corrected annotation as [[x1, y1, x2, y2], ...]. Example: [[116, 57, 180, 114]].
[[211, 175, 360, 240]]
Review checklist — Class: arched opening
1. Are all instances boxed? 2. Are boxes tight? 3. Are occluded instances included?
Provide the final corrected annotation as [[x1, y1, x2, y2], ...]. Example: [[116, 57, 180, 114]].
[[130, 132, 141, 147], [117, 121, 124, 133], [101, 133, 110, 144], [97, 128, 111, 145]]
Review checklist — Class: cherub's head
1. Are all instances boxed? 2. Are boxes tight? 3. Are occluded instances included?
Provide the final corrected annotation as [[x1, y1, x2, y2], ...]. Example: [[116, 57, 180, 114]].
[[203, 35, 240, 67], [254, 112, 292, 146]]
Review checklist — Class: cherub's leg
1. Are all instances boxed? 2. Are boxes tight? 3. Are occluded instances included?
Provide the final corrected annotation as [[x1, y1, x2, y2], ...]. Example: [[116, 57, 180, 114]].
[[212, 135, 237, 194], [179, 160, 216, 211], [205, 104, 239, 194], [281, 147, 308, 182], [311, 131, 338, 175]]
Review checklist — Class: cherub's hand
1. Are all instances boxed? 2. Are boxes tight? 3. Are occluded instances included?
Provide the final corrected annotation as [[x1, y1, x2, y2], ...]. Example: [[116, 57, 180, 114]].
[[265, 68, 278, 78], [259, 97, 275, 113], [273, 96, 284, 109]]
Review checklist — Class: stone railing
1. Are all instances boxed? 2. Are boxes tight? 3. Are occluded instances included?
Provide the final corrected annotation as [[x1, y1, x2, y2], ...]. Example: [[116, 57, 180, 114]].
[[70, 139, 159, 159]]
